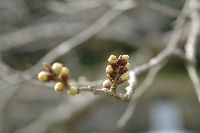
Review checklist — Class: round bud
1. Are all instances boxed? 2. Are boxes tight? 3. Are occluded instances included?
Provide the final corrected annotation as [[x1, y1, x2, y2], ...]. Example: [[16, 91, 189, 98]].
[[38, 71, 50, 82], [120, 74, 129, 82], [126, 63, 130, 70], [52, 62, 63, 75], [59, 67, 69, 80], [123, 63, 130, 72], [106, 65, 113, 74], [54, 82, 65, 92], [108, 55, 117, 64], [67, 86, 78, 95], [107, 74, 112, 80], [103, 80, 112, 89], [122, 55, 129, 62]]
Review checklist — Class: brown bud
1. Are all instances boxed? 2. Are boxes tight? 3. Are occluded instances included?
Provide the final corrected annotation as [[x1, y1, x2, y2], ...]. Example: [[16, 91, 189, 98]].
[[59, 67, 69, 80], [42, 62, 52, 71], [52, 62, 63, 75], [122, 63, 130, 72], [107, 74, 112, 80], [54, 82, 65, 92], [103, 80, 112, 89], [38, 71, 51, 82], [118, 55, 129, 65], [67, 86, 78, 95]]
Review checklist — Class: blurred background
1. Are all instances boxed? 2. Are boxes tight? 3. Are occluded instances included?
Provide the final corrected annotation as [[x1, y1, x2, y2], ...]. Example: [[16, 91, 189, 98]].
[[0, 0, 200, 133]]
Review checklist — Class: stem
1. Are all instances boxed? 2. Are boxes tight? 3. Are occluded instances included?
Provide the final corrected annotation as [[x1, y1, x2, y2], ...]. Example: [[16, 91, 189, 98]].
[[110, 67, 120, 93]]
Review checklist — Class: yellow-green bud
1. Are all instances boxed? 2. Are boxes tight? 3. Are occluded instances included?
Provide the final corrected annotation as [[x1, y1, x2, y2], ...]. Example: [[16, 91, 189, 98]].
[[103, 80, 112, 89], [120, 74, 129, 82], [59, 67, 69, 80], [126, 63, 130, 70], [108, 55, 117, 64], [52, 62, 63, 75], [122, 55, 129, 62], [106, 65, 113, 74], [67, 86, 78, 95], [38, 71, 50, 82], [54, 82, 65, 92]]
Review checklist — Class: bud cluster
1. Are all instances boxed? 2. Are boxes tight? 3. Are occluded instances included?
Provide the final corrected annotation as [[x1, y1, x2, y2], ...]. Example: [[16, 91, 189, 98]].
[[103, 55, 130, 92], [38, 62, 78, 95]]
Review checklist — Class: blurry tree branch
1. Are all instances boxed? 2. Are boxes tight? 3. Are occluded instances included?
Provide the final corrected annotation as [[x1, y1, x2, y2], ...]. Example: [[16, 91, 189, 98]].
[[141, 0, 180, 17], [0, 0, 200, 132], [117, 0, 200, 127], [14, 94, 103, 133], [24, 0, 137, 76], [185, 0, 200, 102], [0, 1, 136, 132], [0, 0, 181, 53]]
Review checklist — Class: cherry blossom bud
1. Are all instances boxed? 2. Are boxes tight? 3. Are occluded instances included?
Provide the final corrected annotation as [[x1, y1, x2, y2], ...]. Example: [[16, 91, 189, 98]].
[[59, 67, 69, 80], [120, 74, 129, 82], [118, 55, 129, 65], [122, 55, 129, 62], [107, 74, 112, 80], [106, 65, 113, 74], [54, 82, 65, 92], [67, 86, 78, 95], [126, 63, 130, 70], [52, 62, 63, 75], [122, 63, 130, 72], [108, 55, 117, 64], [38, 71, 50, 82], [103, 80, 112, 89]]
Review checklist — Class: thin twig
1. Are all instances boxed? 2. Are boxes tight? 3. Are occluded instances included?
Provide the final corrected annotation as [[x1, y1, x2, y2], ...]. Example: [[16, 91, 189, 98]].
[[141, 0, 180, 17], [24, 0, 137, 76], [185, 0, 200, 102]]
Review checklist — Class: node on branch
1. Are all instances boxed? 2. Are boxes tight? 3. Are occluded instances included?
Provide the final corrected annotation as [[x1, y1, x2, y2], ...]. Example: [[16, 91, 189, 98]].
[[37, 62, 78, 95], [104, 55, 130, 93]]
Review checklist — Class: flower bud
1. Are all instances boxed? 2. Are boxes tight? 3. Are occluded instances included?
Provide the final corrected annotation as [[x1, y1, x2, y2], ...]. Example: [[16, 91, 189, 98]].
[[54, 82, 65, 92], [59, 67, 69, 80], [120, 74, 129, 82], [122, 63, 130, 72], [126, 63, 130, 70], [122, 55, 129, 62], [67, 86, 78, 95], [118, 55, 129, 65], [106, 65, 113, 74], [108, 55, 117, 64], [52, 62, 63, 75], [38, 71, 50, 82], [103, 80, 112, 89], [107, 74, 112, 80]]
